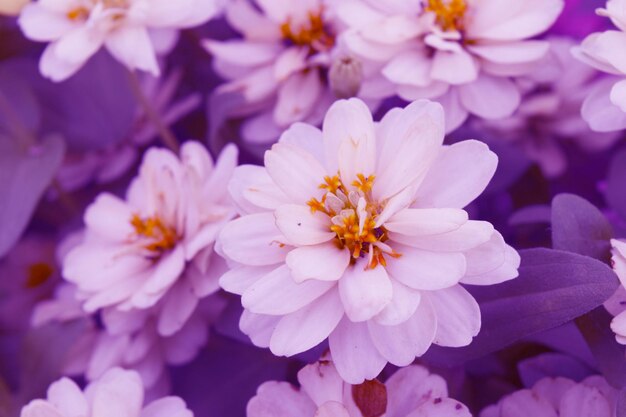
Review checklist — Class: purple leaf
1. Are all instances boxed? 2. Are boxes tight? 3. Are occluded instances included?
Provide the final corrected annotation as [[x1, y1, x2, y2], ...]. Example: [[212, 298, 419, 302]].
[[0, 135, 65, 257], [607, 148, 626, 222], [618, 389, 626, 417], [576, 307, 626, 389], [551, 193, 613, 263], [423, 248, 619, 366], [517, 352, 593, 387]]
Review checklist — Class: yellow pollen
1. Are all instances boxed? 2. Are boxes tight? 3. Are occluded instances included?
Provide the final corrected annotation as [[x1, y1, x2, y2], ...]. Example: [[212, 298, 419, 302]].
[[130, 214, 179, 255], [66, 6, 89, 21], [425, 0, 467, 32], [281, 11, 335, 53], [25, 262, 54, 288], [307, 174, 400, 269]]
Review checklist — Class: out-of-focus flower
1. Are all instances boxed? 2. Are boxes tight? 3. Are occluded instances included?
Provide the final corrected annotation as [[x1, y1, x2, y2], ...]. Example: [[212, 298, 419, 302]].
[[248, 355, 470, 417], [337, 0, 564, 131], [574, 0, 626, 132], [203, 0, 381, 145], [18, 0, 224, 81], [218, 98, 519, 383], [476, 37, 619, 178], [481, 375, 616, 417], [0, 0, 28, 16], [604, 238, 626, 344], [63, 142, 237, 333], [20, 367, 193, 417], [52, 70, 201, 196]]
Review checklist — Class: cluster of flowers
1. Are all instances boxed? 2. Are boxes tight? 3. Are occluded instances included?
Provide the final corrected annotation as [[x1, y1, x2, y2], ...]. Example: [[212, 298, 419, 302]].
[[2, 0, 626, 416]]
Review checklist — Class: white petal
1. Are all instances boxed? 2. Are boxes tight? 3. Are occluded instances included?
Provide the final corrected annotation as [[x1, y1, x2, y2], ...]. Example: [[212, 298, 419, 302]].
[[498, 389, 558, 417], [274, 70, 323, 127], [559, 384, 612, 417], [415, 140, 498, 209], [275, 204, 335, 246], [314, 402, 350, 417], [389, 220, 494, 252], [297, 360, 344, 407], [247, 381, 316, 417], [218, 212, 291, 266], [270, 289, 344, 356], [374, 100, 445, 201], [219, 265, 275, 295], [240, 310, 281, 348], [328, 318, 387, 384], [431, 49, 479, 85], [458, 75, 521, 119], [228, 165, 290, 214], [407, 398, 471, 417], [90, 369, 144, 417], [47, 378, 88, 417], [373, 279, 421, 325], [384, 208, 468, 236], [140, 397, 191, 417], [203, 40, 281, 67], [386, 245, 466, 291], [242, 264, 334, 315], [18, 4, 74, 41], [20, 400, 64, 417], [338, 260, 393, 322], [385, 365, 448, 417], [368, 296, 437, 365], [265, 142, 328, 204], [425, 285, 480, 347], [105, 26, 159, 75], [278, 122, 325, 164], [286, 242, 350, 283], [84, 193, 135, 241]]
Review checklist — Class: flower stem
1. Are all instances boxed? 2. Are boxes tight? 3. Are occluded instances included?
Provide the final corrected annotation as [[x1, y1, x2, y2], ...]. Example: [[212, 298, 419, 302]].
[[127, 70, 180, 153]]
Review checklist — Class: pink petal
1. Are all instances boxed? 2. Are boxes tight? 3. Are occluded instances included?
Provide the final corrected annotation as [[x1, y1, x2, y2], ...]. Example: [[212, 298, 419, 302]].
[[386, 245, 466, 291], [278, 122, 325, 164], [385, 365, 448, 417], [274, 47, 308, 81], [224, 0, 281, 41], [315, 402, 351, 417], [269, 289, 344, 356], [328, 318, 387, 384], [47, 378, 88, 417], [240, 310, 281, 348], [426, 285, 480, 347], [219, 265, 275, 295], [204, 39, 282, 69], [18, 4, 75, 41], [382, 50, 433, 87], [338, 260, 393, 322], [157, 280, 199, 336], [218, 212, 291, 266], [390, 220, 494, 252], [105, 26, 159, 75], [367, 297, 437, 365], [458, 75, 521, 119], [384, 208, 468, 236], [373, 278, 421, 326], [461, 232, 520, 285], [559, 383, 612, 417], [247, 381, 316, 417], [415, 140, 498, 209], [20, 400, 64, 417], [242, 264, 334, 315], [140, 398, 192, 417], [90, 369, 144, 417], [286, 242, 350, 283], [84, 194, 134, 241], [228, 165, 290, 214], [274, 70, 323, 127], [468, 41, 550, 64], [498, 389, 558, 417], [265, 142, 327, 204], [407, 398, 471, 417], [582, 78, 626, 132], [275, 204, 334, 246], [297, 360, 344, 407], [431, 49, 479, 85]]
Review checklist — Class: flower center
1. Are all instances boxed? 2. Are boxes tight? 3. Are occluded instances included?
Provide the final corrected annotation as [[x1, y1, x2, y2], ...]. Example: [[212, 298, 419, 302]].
[[425, 0, 467, 32], [307, 174, 400, 269], [130, 214, 179, 257], [26, 262, 54, 288], [280, 11, 335, 54]]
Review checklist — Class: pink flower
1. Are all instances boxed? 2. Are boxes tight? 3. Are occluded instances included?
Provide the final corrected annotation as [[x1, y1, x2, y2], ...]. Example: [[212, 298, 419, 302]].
[[248, 356, 470, 417], [604, 238, 626, 344], [18, 0, 223, 81], [574, 0, 626, 132], [204, 0, 380, 145], [481, 376, 616, 417], [475, 37, 619, 178], [218, 98, 519, 383], [337, 0, 563, 131], [62, 142, 237, 332], [20, 367, 193, 417]]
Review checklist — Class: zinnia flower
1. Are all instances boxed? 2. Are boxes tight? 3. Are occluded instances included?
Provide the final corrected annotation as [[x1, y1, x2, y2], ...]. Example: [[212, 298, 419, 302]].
[[20, 367, 193, 417], [481, 375, 616, 417], [218, 97, 519, 383], [204, 0, 381, 145], [248, 355, 471, 417], [337, 0, 564, 131], [18, 0, 223, 81], [574, 0, 626, 132], [63, 141, 237, 333]]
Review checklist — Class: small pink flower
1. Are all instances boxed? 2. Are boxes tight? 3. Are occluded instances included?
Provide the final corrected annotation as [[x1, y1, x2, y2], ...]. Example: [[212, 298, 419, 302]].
[[204, 0, 380, 145], [18, 0, 223, 81], [20, 367, 193, 417], [574, 0, 626, 132], [337, 0, 564, 131], [218, 98, 519, 383], [63, 142, 237, 334], [476, 37, 619, 178], [481, 376, 616, 417], [248, 355, 470, 417]]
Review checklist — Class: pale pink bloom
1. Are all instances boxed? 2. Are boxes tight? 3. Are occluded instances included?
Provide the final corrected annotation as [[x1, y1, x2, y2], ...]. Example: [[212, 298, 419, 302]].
[[574, 0, 626, 132], [53, 71, 201, 196], [18, 0, 224, 81], [0, 0, 27, 15], [204, 0, 380, 145], [62, 142, 237, 330], [475, 37, 619, 178], [248, 356, 470, 417], [33, 281, 227, 395], [603, 239, 626, 345], [20, 367, 193, 417], [218, 98, 519, 383], [481, 376, 617, 417], [337, 0, 563, 132]]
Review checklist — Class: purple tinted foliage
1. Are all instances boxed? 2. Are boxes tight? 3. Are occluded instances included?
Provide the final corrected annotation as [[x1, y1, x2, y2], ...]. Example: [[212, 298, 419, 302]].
[[607, 148, 626, 222]]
